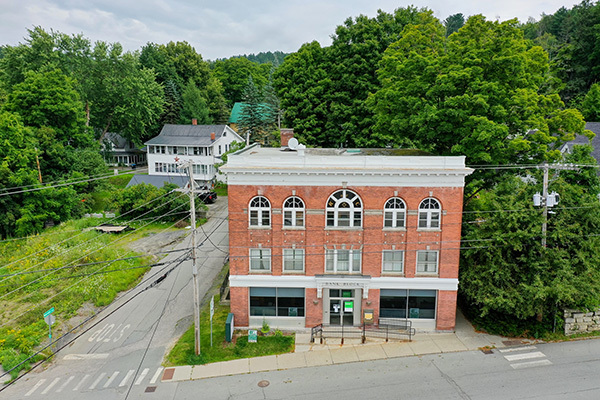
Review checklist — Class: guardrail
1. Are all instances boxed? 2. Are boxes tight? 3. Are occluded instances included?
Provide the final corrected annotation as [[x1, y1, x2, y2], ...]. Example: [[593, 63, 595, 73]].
[[310, 319, 414, 344]]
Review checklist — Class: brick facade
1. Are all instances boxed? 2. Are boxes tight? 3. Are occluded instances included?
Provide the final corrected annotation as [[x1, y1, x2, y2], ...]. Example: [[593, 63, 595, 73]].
[[223, 146, 471, 332]]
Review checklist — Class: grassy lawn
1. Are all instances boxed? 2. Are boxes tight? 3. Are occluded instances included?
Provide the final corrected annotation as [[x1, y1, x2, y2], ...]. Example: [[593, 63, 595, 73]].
[[0, 217, 176, 379], [214, 182, 228, 197], [166, 292, 294, 366]]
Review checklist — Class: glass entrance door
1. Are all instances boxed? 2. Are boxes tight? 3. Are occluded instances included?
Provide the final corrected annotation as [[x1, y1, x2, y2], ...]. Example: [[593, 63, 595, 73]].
[[328, 289, 355, 326]]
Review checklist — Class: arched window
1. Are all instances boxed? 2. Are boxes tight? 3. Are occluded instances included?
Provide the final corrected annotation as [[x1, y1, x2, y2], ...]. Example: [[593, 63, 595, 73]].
[[249, 196, 271, 227], [418, 198, 441, 228], [283, 196, 305, 227], [326, 190, 362, 228], [384, 198, 406, 228]]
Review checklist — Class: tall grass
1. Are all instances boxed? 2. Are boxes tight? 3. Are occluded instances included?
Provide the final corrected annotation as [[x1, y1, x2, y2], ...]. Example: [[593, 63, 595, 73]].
[[0, 218, 163, 379]]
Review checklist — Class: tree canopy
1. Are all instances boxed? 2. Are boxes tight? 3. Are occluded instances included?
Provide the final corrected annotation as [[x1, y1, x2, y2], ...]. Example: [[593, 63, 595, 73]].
[[369, 14, 590, 193]]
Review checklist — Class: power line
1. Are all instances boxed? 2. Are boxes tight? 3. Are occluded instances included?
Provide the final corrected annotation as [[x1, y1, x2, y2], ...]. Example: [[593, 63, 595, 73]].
[[0, 168, 148, 197], [0, 250, 189, 386], [0, 197, 189, 302], [0, 188, 178, 273]]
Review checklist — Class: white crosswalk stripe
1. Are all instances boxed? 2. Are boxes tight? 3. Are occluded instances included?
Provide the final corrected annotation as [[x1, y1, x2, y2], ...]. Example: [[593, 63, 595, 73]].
[[24, 379, 46, 397], [56, 376, 74, 393], [73, 374, 90, 391], [119, 369, 136, 387], [103, 371, 120, 388], [89, 372, 106, 390], [504, 351, 546, 362], [511, 359, 553, 369], [41, 378, 60, 394], [23, 366, 161, 396], [135, 368, 150, 385], [150, 367, 164, 384], [501, 346, 552, 369]]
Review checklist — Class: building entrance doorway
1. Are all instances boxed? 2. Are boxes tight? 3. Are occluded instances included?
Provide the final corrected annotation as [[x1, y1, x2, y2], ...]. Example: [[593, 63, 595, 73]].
[[328, 289, 355, 326]]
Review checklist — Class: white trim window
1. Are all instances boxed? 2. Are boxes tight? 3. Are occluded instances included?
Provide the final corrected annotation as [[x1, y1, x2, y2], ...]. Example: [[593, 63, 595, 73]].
[[325, 248, 361, 273], [384, 198, 406, 228], [283, 249, 305, 272], [283, 196, 305, 227], [250, 248, 271, 271], [326, 189, 362, 228], [418, 198, 441, 229], [249, 196, 271, 227], [416, 250, 438, 273], [382, 250, 404, 273]]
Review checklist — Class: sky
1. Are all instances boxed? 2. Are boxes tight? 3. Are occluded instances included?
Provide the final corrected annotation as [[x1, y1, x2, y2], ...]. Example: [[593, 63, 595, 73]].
[[1, 0, 583, 60]]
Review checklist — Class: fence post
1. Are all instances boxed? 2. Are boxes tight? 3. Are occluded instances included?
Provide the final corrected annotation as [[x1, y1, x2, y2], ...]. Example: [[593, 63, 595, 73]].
[[362, 323, 366, 344]]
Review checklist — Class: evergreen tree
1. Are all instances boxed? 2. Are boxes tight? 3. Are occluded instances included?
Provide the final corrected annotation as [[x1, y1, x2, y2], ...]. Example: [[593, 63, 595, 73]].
[[179, 80, 210, 124]]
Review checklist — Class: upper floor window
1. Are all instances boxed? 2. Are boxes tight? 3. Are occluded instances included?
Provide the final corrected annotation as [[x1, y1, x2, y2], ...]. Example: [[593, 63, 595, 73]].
[[382, 250, 404, 273], [325, 248, 361, 273], [416, 250, 438, 273], [250, 248, 271, 271], [418, 198, 441, 229], [283, 196, 305, 227], [326, 190, 362, 228], [249, 196, 271, 227], [283, 249, 305, 272], [384, 198, 406, 228]]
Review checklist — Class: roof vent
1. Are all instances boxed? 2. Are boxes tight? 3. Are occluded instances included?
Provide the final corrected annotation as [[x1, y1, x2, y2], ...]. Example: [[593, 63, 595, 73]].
[[288, 137, 299, 150]]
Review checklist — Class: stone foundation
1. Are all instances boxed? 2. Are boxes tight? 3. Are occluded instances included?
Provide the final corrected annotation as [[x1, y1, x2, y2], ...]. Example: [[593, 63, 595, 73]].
[[564, 309, 600, 335]]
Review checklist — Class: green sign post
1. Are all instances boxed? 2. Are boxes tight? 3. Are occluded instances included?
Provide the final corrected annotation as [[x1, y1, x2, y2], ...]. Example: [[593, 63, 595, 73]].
[[43, 308, 55, 339], [248, 329, 258, 343]]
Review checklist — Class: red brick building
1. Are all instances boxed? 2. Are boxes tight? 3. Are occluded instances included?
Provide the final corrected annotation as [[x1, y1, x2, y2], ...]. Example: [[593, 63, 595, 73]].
[[221, 145, 473, 332]]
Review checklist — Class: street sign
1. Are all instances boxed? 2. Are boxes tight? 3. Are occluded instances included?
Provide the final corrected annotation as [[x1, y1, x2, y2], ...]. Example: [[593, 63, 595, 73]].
[[210, 296, 214, 347], [44, 314, 55, 326], [44, 314, 56, 339], [248, 330, 258, 343]]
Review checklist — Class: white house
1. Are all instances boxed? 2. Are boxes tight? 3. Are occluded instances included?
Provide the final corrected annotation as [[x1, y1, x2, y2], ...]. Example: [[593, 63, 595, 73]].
[[145, 122, 244, 187], [102, 132, 146, 166]]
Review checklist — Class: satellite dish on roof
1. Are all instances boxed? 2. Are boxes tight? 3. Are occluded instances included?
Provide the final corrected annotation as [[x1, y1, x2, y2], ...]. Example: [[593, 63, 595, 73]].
[[288, 138, 299, 150]]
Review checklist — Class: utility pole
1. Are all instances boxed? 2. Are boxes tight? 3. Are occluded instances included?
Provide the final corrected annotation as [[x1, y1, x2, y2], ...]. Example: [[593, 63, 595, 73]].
[[180, 159, 201, 356], [535, 163, 578, 247], [541, 163, 549, 248]]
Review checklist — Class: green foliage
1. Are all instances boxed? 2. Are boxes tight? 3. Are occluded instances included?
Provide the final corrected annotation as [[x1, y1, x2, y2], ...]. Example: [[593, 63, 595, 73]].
[[0, 219, 161, 377], [274, 7, 423, 147], [179, 80, 210, 124], [460, 163, 600, 336], [444, 13, 465, 36], [370, 14, 588, 193], [140, 41, 228, 125], [238, 76, 277, 145], [166, 293, 294, 366], [212, 57, 271, 106], [581, 83, 600, 121], [108, 183, 198, 222], [4, 69, 88, 147]]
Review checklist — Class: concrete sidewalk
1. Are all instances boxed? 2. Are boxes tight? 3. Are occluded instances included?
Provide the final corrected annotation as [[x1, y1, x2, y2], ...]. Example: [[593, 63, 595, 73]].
[[161, 310, 517, 383]]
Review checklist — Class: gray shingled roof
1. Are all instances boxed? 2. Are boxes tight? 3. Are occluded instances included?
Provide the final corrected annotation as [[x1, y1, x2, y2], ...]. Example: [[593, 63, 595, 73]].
[[562, 122, 600, 163], [144, 125, 228, 146], [126, 174, 188, 189]]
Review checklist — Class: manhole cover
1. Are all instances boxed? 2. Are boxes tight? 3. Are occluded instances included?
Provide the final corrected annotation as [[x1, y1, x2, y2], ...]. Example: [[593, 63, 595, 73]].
[[145, 386, 157, 393], [258, 380, 270, 388], [480, 348, 493, 354]]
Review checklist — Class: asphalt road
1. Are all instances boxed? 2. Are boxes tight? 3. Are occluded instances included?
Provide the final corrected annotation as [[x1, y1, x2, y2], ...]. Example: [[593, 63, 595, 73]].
[[166, 338, 600, 400], [2, 197, 230, 400]]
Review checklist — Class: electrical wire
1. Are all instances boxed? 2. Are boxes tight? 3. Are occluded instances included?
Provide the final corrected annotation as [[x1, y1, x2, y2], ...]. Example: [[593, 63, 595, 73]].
[[0, 196, 188, 302], [0, 168, 148, 197], [0, 188, 177, 273]]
